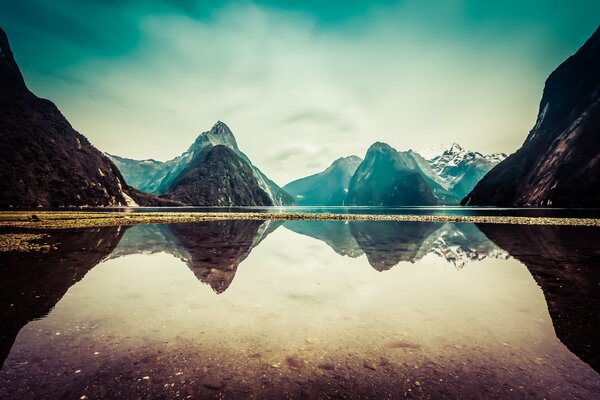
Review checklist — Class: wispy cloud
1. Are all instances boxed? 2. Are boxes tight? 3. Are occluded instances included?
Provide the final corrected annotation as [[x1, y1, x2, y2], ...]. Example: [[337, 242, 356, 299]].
[[2, 1, 599, 184]]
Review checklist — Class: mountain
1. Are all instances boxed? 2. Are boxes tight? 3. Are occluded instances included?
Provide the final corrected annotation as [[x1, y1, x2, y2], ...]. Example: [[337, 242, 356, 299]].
[[462, 26, 600, 206], [162, 145, 272, 206], [283, 156, 362, 206], [0, 27, 162, 208], [109, 121, 294, 206], [345, 142, 456, 206], [427, 143, 506, 199]]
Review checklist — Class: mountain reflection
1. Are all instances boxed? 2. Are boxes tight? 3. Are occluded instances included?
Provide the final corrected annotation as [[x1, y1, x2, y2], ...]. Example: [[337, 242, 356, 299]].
[[479, 224, 600, 373], [285, 220, 507, 270], [0, 226, 125, 368], [109, 220, 283, 293], [1, 219, 598, 377]]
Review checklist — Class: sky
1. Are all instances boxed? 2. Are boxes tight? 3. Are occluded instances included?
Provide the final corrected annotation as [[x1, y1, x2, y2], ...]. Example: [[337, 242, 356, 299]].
[[1, 1, 599, 185]]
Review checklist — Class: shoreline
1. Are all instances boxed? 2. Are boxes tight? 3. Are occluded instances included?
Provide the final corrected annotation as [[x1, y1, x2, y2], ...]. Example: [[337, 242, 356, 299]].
[[1, 211, 600, 230]]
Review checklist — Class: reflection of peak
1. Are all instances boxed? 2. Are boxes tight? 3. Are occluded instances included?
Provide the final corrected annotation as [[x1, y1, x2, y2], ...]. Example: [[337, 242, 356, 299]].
[[108, 220, 280, 294], [350, 221, 441, 271], [420, 223, 508, 269], [169, 220, 268, 293], [108, 224, 191, 262]]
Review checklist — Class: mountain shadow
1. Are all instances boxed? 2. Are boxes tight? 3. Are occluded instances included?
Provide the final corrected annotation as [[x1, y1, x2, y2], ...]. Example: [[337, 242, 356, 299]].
[[478, 224, 600, 373]]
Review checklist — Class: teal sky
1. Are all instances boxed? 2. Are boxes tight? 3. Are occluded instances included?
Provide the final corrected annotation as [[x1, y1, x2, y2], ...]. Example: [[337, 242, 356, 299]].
[[1, 1, 598, 184]]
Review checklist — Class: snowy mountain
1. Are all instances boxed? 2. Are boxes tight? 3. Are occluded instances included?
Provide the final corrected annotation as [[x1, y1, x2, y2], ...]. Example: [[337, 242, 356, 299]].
[[283, 156, 362, 206], [427, 143, 506, 199], [110, 121, 294, 206]]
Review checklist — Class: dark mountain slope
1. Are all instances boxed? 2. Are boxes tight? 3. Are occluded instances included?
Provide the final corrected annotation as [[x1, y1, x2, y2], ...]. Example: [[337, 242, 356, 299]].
[[463, 25, 600, 206], [0, 26, 161, 207]]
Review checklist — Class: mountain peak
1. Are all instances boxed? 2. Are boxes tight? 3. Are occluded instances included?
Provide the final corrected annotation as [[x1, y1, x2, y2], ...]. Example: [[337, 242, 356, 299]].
[[332, 155, 362, 166], [210, 120, 232, 135], [367, 142, 394, 155], [190, 121, 238, 152], [448, 142, 464, 153], [0, 26, 29, 95]]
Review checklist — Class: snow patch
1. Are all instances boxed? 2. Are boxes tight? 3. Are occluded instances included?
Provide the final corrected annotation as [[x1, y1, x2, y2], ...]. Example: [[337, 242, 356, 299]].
[[533, 102, 550, 131]]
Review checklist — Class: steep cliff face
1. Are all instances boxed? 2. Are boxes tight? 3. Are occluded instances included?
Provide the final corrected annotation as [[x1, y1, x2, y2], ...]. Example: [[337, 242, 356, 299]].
[[463, 25, 600, 207], [0, 27, 156, 208]]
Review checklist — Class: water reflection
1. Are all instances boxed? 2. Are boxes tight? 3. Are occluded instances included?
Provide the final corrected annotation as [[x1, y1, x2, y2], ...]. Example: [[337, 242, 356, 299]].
[[479, 224, 600, 373], [109, 221, 283, 293], [285, 221, 508, 270], [0, 220, 598, 398], [0, 226, 125, 367]]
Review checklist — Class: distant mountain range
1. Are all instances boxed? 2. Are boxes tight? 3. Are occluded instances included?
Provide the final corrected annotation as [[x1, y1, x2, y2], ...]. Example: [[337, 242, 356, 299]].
[[110, 122, 294, 206], [463, 25, 600, 207], [284, 142, 505, 206]]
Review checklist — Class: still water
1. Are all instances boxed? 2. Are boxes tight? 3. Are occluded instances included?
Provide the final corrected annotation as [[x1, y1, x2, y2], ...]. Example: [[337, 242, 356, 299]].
[[0, 220, 599, 399]]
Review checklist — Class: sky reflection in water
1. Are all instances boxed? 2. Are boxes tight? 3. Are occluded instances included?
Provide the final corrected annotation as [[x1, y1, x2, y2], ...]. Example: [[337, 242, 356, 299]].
[[0, 220, 599, 399]]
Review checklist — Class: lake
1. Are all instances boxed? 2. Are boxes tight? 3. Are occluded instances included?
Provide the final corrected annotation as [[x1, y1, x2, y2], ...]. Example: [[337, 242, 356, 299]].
[[0, 219, 599, 399]]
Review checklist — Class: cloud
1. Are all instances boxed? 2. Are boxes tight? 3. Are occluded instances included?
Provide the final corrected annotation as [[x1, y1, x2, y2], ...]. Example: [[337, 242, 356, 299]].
[[6, 1, 599, 185]]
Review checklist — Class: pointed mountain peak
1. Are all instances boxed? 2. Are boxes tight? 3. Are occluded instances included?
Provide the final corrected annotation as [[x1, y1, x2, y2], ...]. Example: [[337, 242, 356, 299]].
[[191, 121, 239, 152], [367, 141, 395, 155], [447, 142, 464, 153], [0, 26, 29, 95], [210, 120, 233, 135]]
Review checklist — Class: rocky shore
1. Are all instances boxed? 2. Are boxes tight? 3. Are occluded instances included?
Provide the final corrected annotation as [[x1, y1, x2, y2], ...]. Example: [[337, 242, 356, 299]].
[[0, 211, 599, 231]]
